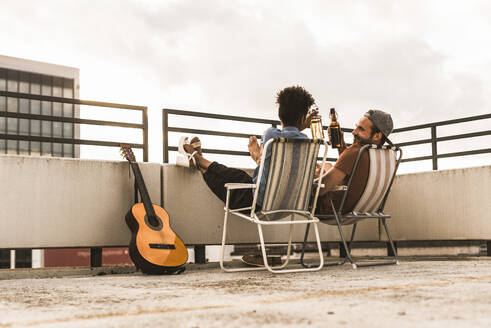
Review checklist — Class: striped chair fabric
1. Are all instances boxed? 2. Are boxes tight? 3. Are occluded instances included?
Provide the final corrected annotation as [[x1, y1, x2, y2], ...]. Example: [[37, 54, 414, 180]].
[[261, 139, 320, 214], [352, 145, 398, 215], [320, 145, 399, 226]]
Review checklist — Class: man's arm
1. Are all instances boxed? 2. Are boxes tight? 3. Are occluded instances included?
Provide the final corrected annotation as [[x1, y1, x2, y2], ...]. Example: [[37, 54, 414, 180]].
[[318, 166, 347, 197], [299, 108, 319, 131]]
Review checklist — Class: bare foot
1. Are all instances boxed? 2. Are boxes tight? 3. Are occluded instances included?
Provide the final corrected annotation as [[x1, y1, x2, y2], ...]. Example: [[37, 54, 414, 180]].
[[248, 136, 262, 164]]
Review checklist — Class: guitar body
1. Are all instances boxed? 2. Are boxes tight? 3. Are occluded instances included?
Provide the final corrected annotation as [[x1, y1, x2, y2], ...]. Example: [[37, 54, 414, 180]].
[[125, 203, 188, 273]]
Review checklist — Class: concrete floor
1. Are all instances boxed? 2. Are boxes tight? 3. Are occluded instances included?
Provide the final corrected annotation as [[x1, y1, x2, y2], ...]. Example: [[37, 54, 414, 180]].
[[1, 259, 491, 328]]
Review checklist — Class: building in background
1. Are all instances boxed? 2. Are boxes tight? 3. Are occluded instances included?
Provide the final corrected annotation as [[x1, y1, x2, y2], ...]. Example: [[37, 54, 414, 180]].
[[0, 55, 132, 269], [0, 55, 80, 268], [0, 54, 80, 157]]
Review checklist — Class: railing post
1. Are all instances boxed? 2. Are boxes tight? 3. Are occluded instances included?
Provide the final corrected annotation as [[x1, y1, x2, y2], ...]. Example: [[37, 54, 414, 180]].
[[431, 125, 438, 170], [142, 107, 149, 162], [194, 245, 206, 264], [90, 247, 102, 267], [162, 108, 169, 163]]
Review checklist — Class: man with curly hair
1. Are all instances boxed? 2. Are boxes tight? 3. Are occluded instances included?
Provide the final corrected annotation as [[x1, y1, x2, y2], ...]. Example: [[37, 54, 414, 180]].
[[180, 86, 318, 213]]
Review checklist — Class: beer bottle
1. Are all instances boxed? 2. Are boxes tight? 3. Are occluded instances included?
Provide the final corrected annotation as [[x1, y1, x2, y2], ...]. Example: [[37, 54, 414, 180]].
[[328, 108, 341, 148], [310, 113, 324, 140]]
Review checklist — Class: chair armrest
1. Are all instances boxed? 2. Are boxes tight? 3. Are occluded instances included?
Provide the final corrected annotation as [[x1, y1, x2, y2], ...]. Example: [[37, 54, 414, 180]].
[[332, 185, 347, 191], [224, 183, 256, 190]]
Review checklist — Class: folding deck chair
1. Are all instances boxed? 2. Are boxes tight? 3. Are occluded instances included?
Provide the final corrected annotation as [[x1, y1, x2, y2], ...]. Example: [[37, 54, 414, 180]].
[[300, 144, 403, 269], [220, 138, 328, 273]]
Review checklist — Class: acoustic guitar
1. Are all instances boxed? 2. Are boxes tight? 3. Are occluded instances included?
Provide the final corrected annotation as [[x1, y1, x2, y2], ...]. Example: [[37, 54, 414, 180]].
[[120, 144, 188, 274]]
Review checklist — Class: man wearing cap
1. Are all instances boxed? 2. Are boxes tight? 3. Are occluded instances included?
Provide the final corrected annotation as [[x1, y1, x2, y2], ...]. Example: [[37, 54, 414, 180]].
[[316, 109, 394, 214]]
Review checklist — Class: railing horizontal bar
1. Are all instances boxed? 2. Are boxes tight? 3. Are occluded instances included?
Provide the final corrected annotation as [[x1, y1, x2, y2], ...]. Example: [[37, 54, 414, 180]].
[[435, 130, 491, 142], [168, 146, 250, 157], [401, 155, 433, 163], [316, 126, 352, 132], [0, 134, 143, 148], [393, 113, 491, 133], [164, 108, 280, 125], [401, 148, 491, 163], [168, 127, 262, 139], [395, 139, 433, 147], [435, 148, 491, 159], [317, 157, 338, 162], [396, 130, 491, 147], [0, 111, 143, 129], [0, 91, 146, 111]]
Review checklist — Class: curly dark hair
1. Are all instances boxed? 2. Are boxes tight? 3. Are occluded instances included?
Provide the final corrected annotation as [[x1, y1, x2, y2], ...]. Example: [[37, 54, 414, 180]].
[[276, 86, 315, 127]]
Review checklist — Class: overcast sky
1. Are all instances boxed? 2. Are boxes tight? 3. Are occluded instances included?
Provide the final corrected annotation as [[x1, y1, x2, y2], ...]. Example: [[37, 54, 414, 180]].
[[1, 0, 490, 168]]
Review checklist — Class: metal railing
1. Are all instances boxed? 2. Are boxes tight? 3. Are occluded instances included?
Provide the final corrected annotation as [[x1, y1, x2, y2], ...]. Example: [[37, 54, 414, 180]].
[[162, 108, 491, 170], [392, 113, 491, 170], [1, 91, 148, 161]]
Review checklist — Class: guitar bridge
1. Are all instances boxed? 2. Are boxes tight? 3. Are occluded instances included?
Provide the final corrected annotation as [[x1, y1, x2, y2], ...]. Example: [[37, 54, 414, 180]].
[[149, 243, 176, 250]]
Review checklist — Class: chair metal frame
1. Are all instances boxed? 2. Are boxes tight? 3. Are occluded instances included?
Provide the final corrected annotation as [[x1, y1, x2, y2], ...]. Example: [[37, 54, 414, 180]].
[[300, 144, 403, 269], [220, 138, 328, 273]]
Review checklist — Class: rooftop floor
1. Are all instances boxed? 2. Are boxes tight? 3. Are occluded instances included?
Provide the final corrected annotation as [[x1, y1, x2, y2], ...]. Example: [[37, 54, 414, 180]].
[[1, 258, 491, 327]]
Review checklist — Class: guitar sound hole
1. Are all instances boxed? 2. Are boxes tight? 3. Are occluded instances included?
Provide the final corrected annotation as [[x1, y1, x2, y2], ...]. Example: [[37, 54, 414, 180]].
[[149, 244, 176, 249], [144, 215, 163, 231], [148, 216, 160, 227]]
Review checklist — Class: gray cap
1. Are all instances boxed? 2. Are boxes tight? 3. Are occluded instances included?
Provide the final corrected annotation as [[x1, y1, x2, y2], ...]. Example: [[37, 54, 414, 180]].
[[364, 109, 393, 137]]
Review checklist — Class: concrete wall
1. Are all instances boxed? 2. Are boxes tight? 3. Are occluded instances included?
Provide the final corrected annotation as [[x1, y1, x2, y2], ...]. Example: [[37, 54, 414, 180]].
[[384, 165, 491, 240], [1, 155, 489, 249], [0, 155, 160, 248]]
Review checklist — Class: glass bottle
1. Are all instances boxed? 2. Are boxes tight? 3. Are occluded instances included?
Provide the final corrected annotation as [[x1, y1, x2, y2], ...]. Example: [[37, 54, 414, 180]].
[[329, 108, 341, 148], [310, 114, 324, 140]]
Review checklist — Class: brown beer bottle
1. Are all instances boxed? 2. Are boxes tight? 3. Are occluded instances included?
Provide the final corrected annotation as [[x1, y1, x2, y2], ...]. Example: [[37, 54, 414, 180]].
[[328, 108, 341, 148]]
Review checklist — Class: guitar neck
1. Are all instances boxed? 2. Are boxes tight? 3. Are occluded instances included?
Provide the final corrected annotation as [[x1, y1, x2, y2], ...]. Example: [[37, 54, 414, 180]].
[[130, 162, 156, 218]]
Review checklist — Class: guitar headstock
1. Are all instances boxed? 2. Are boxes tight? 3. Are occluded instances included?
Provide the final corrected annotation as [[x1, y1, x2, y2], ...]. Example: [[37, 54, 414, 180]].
[[120, 143, 136, 163]]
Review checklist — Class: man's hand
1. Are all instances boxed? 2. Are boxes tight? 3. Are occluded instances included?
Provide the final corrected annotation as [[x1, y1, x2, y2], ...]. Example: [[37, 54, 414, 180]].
[[338, 130, 347, 153], [328, 128, 347, 154], [315, 162, 332, 180], [299, 108, 319, 131]]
